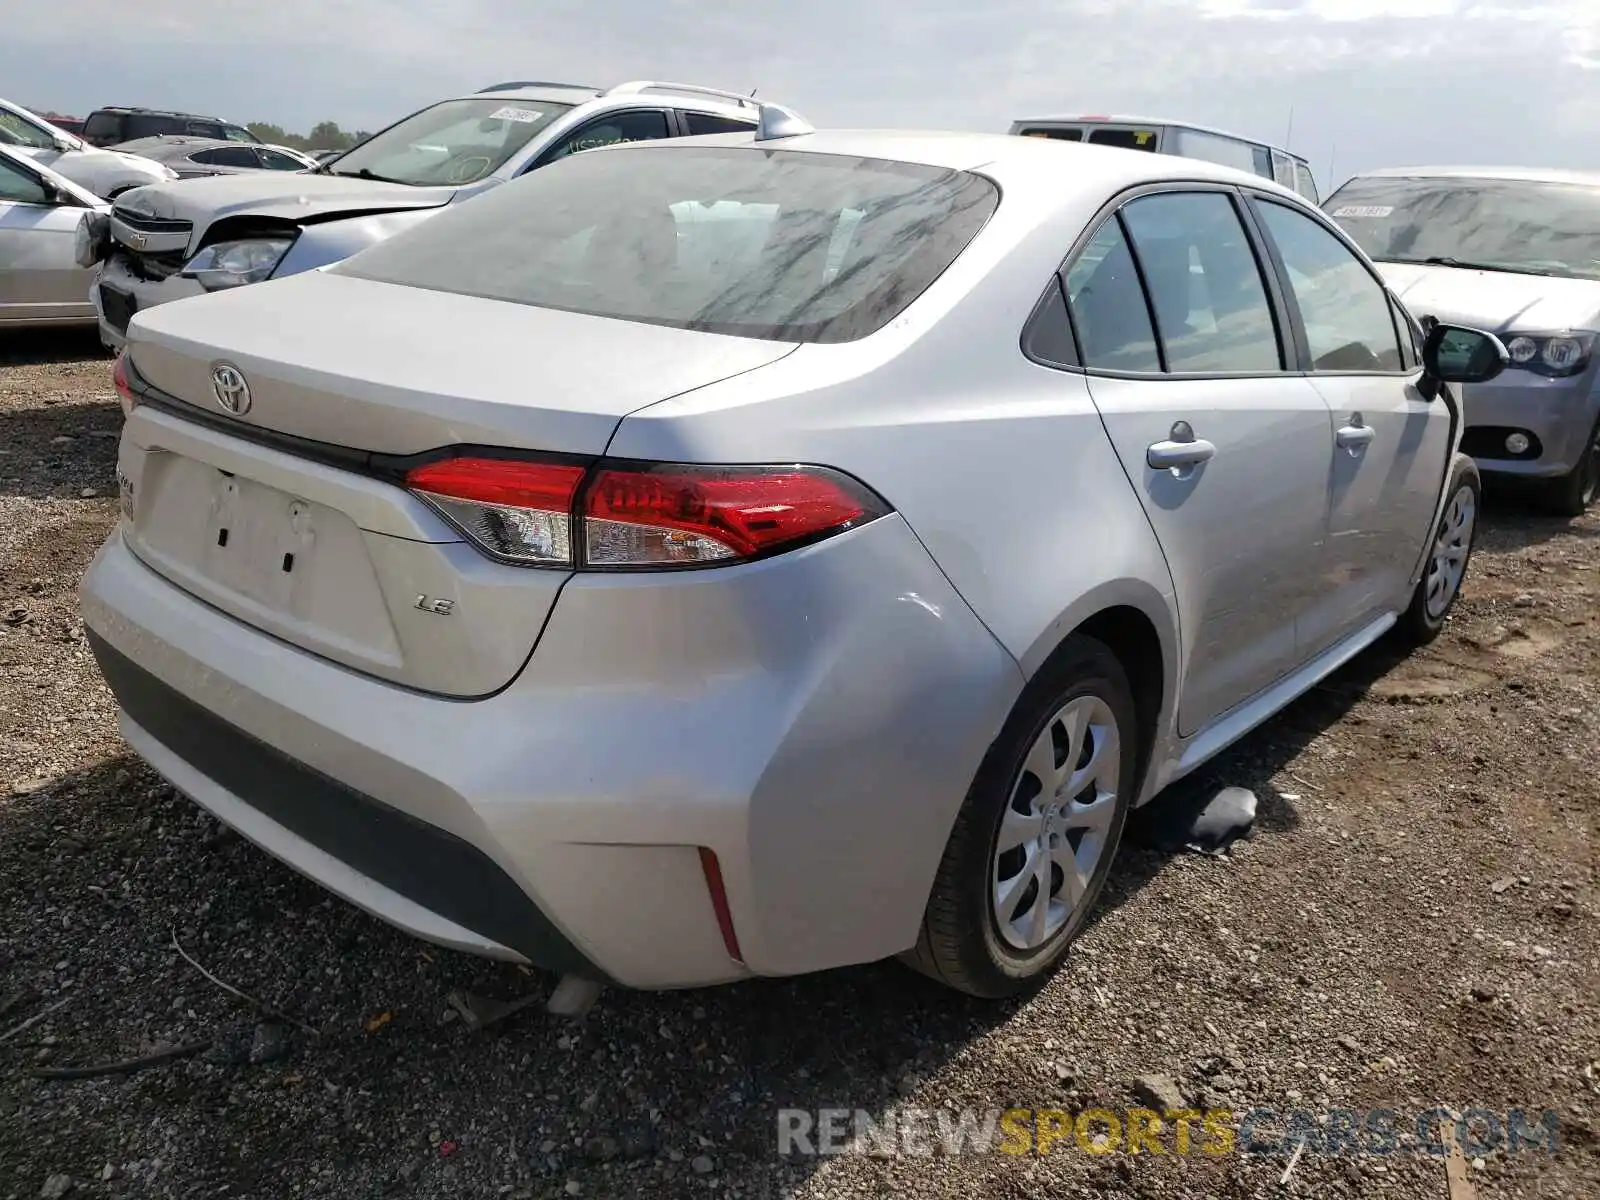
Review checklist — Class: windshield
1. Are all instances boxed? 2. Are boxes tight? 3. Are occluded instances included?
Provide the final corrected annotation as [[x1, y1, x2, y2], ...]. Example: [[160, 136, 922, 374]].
[[1326, 175, 1600, 280], [325, 98, 573, 186], [333, 144, 1000, 343]]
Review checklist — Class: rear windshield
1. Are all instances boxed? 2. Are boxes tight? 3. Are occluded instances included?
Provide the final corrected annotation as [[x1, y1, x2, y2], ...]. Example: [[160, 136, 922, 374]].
[[333, 144, 1001, 343], [1327, 175, 1600, 280]]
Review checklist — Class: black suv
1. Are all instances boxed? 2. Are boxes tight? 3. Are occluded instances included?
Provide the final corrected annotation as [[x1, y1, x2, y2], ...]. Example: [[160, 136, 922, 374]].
[[81, 106, 259, 148]]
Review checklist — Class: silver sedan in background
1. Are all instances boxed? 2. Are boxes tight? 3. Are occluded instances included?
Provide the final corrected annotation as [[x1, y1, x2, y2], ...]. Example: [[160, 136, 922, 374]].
[[0, 144, 107, 328], [84, 119, 1506, 1000], [111, 136, 321, 179], [1326, 166, 1600, 514]]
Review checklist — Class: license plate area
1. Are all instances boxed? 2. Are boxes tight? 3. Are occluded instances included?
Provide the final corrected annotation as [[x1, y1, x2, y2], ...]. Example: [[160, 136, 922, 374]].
[[126, 450, 404, 669], [203, 471, 314, 612]]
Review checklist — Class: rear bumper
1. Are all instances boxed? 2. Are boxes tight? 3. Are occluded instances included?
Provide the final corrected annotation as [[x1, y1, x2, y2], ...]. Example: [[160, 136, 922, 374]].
[[81, 518, 1022, 989], [1458, 371, 1600, 478]]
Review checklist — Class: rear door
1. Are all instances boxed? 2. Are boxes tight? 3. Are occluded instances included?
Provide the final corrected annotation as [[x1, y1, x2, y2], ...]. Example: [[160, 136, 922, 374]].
[[0, 155, 95, 323], [1065, 185, 1333, 735], [1248, 194, 1450, 653]]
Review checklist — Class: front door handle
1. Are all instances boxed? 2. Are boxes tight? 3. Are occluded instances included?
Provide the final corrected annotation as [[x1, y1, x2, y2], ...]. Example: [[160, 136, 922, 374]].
[[1147, 438, 1217, 470], [1336, 424, 1376, 449]]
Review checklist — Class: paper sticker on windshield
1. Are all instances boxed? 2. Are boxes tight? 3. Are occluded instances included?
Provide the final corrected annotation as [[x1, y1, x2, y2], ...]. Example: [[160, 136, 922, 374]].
[[487, 106, 545, 123], [1330, 205, 1393, 218]]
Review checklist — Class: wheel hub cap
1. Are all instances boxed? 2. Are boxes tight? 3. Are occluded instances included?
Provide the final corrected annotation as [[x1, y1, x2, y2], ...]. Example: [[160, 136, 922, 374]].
[[991, 694, 1122, 953]]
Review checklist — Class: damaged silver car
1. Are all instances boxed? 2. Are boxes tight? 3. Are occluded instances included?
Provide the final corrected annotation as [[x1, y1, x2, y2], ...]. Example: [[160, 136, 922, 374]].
[[81, 80, 777, 350]]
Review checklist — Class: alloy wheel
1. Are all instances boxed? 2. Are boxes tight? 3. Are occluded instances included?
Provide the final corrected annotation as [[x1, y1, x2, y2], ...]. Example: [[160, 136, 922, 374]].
[[1425, 483, 1476, 620], [991, 694, 1121, 952]]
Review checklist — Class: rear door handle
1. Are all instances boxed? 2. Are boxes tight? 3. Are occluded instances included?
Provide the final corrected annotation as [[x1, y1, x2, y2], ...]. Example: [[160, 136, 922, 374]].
[[1336, 424, 1376, 449], [1147, 438, 1217, 470]]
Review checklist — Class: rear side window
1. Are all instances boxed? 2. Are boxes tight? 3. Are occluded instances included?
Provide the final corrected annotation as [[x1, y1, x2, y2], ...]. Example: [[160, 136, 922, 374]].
[[1120, 192, 1282, 373], [259, 148, 308, 170], [334, 145, 1000, 344], [682, 113, 754, 136], [124, 115, 182, 140], [1018, 127, 1084, 142], [1064, 218, 1162, 372], [1087, 128, 1158, 151], [1292, 162, 1318, 203], [193, 146, 260, 168], [1251, 146, 1272, 180]]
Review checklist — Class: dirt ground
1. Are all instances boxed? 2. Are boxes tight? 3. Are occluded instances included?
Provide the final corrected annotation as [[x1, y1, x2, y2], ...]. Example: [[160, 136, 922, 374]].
[[0, 329, 1595, 1200]]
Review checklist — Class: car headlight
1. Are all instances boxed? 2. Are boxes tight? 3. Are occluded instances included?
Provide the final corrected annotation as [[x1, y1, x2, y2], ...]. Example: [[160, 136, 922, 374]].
[[1502, 331, 1595, 378], [180, 237, 295, 292]]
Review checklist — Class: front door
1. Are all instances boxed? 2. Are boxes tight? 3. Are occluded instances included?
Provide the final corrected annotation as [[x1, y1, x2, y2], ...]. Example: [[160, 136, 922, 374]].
[[0, 156, 95, 324], [1065, 187, 1333, 736], [1249, 196, 1453, 654]]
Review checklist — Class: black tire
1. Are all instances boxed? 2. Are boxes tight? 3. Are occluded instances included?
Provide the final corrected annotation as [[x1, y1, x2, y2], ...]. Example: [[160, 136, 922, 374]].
[[1398, 455, 1481, 645], [1534, 417, 1600, 517], [903, 634, 1139, 998]]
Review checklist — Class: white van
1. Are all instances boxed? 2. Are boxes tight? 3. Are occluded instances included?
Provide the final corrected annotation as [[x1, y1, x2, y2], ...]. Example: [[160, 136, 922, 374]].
[[1007, 114, 1319, 203]]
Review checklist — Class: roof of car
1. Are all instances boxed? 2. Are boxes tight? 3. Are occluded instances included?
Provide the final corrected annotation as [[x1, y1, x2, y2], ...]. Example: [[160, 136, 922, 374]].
[[469, 84, 603, 103], [114, 135, 233, 154], [661, 127, 1306, 197], [1351, 165, 1600, 186], [90, 105, 234, 121], [466, 80, 761, 118]]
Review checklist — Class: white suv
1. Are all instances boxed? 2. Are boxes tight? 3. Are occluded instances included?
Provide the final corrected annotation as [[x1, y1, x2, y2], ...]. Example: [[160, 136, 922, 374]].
[[84, 80, 774, 349], [0, 97, 175, 199]]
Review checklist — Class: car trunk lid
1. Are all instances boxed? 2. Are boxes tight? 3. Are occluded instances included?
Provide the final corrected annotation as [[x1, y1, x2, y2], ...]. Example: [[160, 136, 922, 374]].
[[117, 270, 798, 696]]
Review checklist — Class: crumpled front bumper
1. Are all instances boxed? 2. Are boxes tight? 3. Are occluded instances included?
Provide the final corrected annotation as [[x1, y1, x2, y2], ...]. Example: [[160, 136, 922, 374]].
[[93, 254, 206, 350]]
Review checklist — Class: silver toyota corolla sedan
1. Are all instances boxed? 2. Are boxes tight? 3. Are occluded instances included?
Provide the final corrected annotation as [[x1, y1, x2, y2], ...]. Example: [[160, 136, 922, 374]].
[[1326, 167, 1600, 514], [82, 111, 1506, 1000]]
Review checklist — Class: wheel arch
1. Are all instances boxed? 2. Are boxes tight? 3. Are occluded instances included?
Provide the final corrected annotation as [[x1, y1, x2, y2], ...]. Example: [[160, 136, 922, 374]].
[[1016, 580, 1178, 807]]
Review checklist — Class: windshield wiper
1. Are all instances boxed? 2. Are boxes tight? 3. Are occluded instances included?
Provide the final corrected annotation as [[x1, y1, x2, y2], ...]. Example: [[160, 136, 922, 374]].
[[1394, 255, 1531, 275], [327, 167, 413, 186]]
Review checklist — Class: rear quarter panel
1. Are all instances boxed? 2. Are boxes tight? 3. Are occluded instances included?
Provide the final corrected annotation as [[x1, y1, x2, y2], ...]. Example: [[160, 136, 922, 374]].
[[605, 185, 1182, 761]]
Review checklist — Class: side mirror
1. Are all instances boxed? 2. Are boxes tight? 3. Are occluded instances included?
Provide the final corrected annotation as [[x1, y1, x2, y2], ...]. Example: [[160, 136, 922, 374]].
[[1421, 320, 1509, 387], [53, 136, 77, 154]]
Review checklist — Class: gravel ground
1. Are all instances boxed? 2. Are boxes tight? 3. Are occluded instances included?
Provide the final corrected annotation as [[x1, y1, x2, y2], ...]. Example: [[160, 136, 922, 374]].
[[1, 329, 1596, 1200]]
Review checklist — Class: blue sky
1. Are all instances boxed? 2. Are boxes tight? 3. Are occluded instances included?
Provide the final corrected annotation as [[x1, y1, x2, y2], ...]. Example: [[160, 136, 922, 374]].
[[7, 0, 1600, 193]]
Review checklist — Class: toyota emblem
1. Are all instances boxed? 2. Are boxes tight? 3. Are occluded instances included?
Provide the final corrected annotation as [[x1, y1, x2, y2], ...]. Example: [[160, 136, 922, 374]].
[[211, 363, 251, 415]]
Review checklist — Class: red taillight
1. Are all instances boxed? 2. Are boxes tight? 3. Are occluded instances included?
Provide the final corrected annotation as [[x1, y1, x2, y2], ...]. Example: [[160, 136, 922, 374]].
[[112, 353, 137, 415], [404, 456, 587, 566], [405, 454, 890, 571], [582, 463, 884, 566]]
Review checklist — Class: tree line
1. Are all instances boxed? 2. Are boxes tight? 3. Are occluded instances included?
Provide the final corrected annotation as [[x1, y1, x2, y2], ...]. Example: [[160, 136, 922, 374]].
[[245, 121, 373, 152]]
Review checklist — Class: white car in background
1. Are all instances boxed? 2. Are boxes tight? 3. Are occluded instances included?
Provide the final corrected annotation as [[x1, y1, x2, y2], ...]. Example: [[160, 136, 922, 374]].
[[0, 97, 176, 199], [0, 144, 108, 327]]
